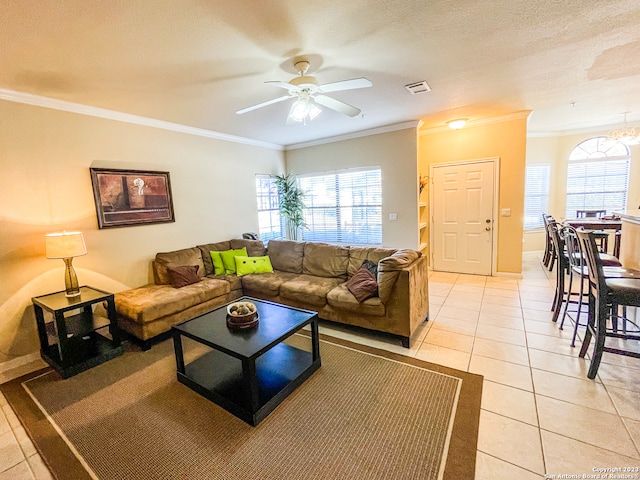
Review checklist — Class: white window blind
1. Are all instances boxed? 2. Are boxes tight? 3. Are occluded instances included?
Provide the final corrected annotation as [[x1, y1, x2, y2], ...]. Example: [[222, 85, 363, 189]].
[[565, 137, 630, 219], [298, 168, 382, 245], [524, 163, 550, 230], [255, 175, 283, 242]]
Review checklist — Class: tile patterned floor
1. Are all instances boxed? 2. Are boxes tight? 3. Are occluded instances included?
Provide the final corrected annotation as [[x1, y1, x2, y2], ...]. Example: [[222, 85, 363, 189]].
[[319, 252, 640, 478], [1, 251, 639, 478]]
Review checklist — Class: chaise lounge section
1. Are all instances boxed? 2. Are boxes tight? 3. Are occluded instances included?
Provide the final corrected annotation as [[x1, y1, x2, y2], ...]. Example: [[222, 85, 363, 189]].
[[115, 238, 429, 349]]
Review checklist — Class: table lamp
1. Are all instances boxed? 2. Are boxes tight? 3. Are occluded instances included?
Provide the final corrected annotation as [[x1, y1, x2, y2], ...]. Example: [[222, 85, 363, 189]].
[[45, 231, 87, 297]]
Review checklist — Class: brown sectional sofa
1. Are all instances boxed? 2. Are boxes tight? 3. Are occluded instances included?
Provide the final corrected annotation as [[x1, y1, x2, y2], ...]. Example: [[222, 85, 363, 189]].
[[115, 238, 429, 349]]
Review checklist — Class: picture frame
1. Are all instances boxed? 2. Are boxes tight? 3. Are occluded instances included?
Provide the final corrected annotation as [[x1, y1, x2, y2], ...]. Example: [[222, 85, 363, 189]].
[[90, 168, 175, 229]]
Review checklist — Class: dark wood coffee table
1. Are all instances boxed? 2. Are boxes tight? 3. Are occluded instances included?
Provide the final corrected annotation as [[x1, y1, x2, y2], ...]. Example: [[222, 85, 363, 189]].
[[172, 297, 320, 426]]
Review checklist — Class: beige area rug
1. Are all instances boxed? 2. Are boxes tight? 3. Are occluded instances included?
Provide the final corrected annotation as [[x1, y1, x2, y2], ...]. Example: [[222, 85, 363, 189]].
[[2, 334, 482, 480]]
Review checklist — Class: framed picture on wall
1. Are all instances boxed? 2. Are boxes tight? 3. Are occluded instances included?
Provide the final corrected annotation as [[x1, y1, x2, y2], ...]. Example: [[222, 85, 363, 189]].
[[90, 168, 175, 229]]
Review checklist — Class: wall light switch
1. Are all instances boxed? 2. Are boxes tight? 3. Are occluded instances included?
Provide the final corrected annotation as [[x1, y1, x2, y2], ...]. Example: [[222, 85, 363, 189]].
[[389, 213, 398, 221], [501, 208, 511, 217]]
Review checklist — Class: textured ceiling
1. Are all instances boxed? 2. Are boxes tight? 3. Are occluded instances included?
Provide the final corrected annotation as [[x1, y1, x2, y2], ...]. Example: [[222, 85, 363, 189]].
[[1, 0, 639, 146]]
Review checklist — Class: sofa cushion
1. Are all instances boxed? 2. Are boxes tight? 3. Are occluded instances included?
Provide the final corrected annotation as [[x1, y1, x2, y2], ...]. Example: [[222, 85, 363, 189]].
[[167, 265, 201, 288], [230, 238, 266, 257], [302, 242, 349, 279], [235, 255, 274, 276], [267, 240, 305, 273], [346, 265, 378, 302], [197, 241, 231, 275], [326, 284, 386, 316], [207, 273, 243, 291], [280, 274, 343, 307], [347, 247, 397, 277], [115, 277, 230, 324], [240, 271, 298, 297], [154, 247, 205, 285], [378, 249, 420, 302]]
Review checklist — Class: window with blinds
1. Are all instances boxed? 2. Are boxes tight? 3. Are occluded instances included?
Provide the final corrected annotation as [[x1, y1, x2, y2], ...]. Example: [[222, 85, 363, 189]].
[[255, 174, 283, 242], [565, 137, 630, 219], [524, 163, 550, 230], [298, 168, 382, 245]]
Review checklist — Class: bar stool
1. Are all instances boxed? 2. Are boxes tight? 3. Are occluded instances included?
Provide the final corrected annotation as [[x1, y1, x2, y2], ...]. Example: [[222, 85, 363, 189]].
[[542, 214, 556, 270], [614, 230, 622, 259], [576, 230, 640, 379], [548, 221, 568, 322], [559, 225, 634, 347], [576, 209, 606, 218], [574, 210, 610, 252]]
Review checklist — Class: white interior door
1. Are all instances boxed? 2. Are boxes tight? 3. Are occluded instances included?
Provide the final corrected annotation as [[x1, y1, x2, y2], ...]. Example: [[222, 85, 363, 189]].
[[431, 160, 495, 275]]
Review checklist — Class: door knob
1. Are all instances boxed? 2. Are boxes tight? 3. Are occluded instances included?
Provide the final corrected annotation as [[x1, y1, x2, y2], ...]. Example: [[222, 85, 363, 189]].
[[485, 219, 491, 223], [485, 226, 491, 231]]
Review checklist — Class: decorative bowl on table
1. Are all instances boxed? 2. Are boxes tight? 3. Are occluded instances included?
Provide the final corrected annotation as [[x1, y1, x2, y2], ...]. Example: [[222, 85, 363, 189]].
[[226, 301, 259, 329]]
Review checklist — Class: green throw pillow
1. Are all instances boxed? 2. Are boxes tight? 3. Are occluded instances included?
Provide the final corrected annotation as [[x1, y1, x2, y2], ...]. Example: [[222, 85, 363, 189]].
[[209, 251, 226, 275], [235, 255, 274, 276], [219, 247, 248, 275]]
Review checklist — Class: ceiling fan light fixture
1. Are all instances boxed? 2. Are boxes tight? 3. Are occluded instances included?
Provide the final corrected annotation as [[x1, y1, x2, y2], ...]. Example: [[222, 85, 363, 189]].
[[289, 97, 322, 124], [308, 103, 322, 120], [447, 118, 467, 130]]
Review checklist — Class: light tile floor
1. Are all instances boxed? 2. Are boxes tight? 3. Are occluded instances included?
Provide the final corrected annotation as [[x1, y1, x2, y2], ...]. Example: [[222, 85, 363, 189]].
[[318, 251, 640, 478], [1, 251, 639, 479]]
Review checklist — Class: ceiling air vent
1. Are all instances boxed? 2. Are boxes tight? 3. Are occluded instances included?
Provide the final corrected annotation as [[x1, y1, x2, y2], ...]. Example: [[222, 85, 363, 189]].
[[405, 81, 431, 95]]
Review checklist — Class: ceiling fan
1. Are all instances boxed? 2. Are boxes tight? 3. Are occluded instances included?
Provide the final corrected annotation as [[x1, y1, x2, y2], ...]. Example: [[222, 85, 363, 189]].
[[236, 60, 372, 124]]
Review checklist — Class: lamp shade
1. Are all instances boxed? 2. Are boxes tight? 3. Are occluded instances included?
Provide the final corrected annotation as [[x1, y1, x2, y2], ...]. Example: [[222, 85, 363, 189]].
[[45, 231, 87, 259]]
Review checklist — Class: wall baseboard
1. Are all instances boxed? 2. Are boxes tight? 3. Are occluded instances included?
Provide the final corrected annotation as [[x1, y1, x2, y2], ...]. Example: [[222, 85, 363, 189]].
[[493, 271, 524, 279], [0, 352, 41, 374]]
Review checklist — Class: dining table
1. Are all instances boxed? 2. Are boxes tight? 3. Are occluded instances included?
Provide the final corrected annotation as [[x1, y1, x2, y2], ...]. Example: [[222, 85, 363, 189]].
[[563, 218, 622, 231], [563, 217, 622, 256]]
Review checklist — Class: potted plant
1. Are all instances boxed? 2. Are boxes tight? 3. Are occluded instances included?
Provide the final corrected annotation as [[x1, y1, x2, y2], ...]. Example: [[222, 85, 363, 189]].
[[272, 173, 306, 241]]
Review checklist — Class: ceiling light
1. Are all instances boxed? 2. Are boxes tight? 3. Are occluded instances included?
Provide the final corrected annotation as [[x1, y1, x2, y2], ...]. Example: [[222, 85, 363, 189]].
[[447, 119, 467, 130], [606, 112, 640, 145], [288, 92, 322, 125]]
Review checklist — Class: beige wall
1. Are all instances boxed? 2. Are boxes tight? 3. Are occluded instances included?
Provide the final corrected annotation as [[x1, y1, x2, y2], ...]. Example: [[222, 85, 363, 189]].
[[418, 116, 529, 275], [285, 127, 419, 250], [523, 132, 640, 252], [0, 100, 284, 365]]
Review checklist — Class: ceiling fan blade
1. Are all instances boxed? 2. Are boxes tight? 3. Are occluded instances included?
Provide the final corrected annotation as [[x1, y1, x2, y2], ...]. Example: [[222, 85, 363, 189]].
[[265, 81, 298, 91], [318, 77, 372, 93], [314, 95, 361, 117], [236, 95, 291, 115]]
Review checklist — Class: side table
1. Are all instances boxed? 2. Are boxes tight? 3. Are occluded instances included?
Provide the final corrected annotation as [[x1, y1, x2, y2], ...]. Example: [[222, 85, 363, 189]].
[[32, 286, 123, 378]]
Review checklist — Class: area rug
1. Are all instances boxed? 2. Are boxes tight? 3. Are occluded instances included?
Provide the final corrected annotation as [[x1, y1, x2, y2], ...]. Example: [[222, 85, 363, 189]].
[[2, 334, 482, 480]]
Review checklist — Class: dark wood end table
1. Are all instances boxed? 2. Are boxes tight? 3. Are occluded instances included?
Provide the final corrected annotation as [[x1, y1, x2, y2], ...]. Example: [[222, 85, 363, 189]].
[[32, 286, 123, 378], [172, 297, 321, 426]]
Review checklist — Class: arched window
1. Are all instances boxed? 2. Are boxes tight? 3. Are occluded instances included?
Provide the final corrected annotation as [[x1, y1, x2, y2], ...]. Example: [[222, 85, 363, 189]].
[[565, 137, 630, 218]]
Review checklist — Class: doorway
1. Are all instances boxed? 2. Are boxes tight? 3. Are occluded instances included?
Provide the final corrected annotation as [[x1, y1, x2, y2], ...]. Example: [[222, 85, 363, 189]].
[[430, 159, 497, 275]]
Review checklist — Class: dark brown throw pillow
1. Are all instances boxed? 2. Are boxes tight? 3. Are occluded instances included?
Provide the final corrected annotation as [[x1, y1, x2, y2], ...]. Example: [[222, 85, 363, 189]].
[[167, 265, 201, 288], [346, 265, 378, 303]]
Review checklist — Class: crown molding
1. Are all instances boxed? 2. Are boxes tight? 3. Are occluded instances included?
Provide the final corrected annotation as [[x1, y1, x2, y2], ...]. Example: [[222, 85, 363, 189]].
[[418, 111, 532, 135], [0, 88, 284, 151], [527, 124, 621, 138], [285, 120, 422, 150]]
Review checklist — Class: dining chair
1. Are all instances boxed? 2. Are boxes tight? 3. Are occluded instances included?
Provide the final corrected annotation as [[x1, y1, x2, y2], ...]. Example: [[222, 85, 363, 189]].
[[576, 230, 640, 379], [541, 214, 555, 269], [559, 225, 627, 347], [549, 221, 569, 322], [544, 215, 558, 271], [613, 230, 622, 258], [576, 209, 606, 218]]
